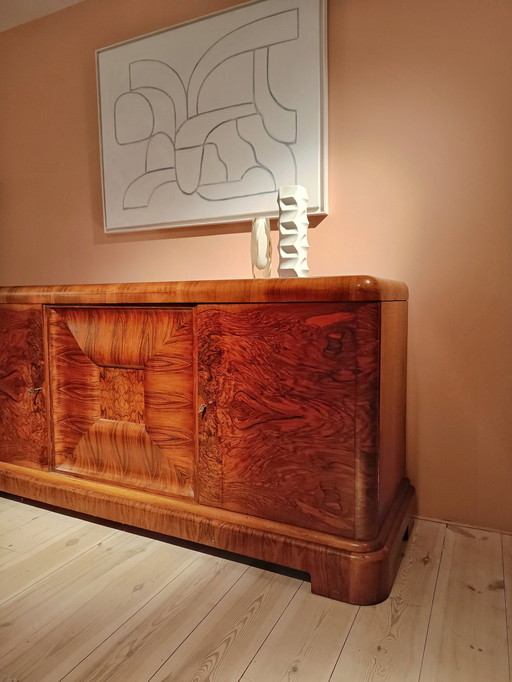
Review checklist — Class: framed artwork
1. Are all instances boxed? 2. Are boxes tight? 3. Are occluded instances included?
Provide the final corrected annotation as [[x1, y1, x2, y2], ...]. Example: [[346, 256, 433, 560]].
[[96, 0, 327, 232]]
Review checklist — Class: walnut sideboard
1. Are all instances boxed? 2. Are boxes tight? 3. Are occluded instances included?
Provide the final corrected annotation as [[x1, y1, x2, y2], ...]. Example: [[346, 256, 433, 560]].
[[0, 276, 414, 604]]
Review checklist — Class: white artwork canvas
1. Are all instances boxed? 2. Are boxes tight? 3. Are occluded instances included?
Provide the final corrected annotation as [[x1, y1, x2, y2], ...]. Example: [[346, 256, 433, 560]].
[[96, 0, 327, 232]]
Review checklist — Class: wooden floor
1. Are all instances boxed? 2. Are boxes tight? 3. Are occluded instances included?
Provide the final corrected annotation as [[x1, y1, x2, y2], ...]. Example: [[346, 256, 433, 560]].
[[0, 495, 510, 682]]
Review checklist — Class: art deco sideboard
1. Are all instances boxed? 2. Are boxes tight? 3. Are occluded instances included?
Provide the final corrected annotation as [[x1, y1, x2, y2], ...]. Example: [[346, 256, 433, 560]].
[[0, 276, 414, 604]]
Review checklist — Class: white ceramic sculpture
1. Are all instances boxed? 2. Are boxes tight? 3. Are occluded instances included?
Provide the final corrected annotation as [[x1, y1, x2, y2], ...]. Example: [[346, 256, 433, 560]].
[[251, 216, 272, 278], [277, 185, 309, 278]]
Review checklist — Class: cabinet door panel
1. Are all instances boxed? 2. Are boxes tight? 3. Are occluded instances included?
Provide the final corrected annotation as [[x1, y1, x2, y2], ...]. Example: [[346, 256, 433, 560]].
[[197, 303, 358, 536], [49, 307, 194, 497], [0, 305, 47, 469]]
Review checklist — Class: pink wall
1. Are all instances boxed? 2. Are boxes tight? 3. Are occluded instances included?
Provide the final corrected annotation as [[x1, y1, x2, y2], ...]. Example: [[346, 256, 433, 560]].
[[1, 0, 511, 531]]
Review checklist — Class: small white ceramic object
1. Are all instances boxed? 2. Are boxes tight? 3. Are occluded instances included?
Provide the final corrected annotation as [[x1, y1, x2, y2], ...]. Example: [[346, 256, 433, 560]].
[[251, 216, 272, 278]]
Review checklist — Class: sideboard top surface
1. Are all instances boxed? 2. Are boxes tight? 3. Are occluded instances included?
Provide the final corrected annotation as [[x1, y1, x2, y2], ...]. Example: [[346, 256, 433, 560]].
[[0, 275, 408, 305]]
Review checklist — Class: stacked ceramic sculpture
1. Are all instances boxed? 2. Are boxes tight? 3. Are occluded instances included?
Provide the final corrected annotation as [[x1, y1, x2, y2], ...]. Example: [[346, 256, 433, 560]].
[[277, 185, 309, 278]]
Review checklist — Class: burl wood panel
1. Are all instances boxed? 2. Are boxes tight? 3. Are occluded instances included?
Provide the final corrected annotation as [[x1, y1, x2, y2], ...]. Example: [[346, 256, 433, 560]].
[[353, 302, 381, 539], [0, 305, 47, 469], [197, 302, 368, 536], [99, 367, 145, 422], [48, 307, 195, 497]]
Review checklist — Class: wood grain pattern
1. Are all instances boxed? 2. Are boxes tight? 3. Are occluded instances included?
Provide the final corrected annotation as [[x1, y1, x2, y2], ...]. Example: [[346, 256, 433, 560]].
[[0, 462, 414, 605], [48, 306, 195, 497], [99, 367, 144, 422], [0, 498, 50, 537], [198, 302, 359, 536], [309, 483, 414, 604], [0, 304, 47, 469], [150, 567, 300, 682], [0, 517, 115, 605], [0, 495, 16, 511], [61, 306, 161, 368], [0, 531, 198, 680], [503, 533, 512, 676], [0, 280, 411, 605], [0, 545, 16, 564], [0, 276, 408, 305], [331, 520, 445, 681], [49, 307, 101, 459], [63, 556, 248, 681], [0, 461, 405, 553], [0, 506, 79, 555], [71, 421, 188, 494], [378, 301, 408, 525], [420, 525, 509, 682], [353, 302, 381, 539], [241, 581, 358, 682], [0, 503, 508, 682]]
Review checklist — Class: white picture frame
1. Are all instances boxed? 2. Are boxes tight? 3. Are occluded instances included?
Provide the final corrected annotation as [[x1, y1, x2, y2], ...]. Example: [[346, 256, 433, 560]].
[[96, 0, 328, 233]]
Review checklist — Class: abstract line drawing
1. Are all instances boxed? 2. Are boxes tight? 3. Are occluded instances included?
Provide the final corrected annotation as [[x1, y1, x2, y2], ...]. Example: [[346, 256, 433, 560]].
[[97, 0, 327, 232]]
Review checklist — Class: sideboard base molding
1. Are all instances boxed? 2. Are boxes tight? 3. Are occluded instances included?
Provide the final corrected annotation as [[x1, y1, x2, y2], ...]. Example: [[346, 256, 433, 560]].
[[0, 463, 414, 605]]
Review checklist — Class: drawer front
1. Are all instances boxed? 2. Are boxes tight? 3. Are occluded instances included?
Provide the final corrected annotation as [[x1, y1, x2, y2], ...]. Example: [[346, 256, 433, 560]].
[[0, 305, 47, 469], [48, 306, 194, 497], [197, 302, 360, 536]]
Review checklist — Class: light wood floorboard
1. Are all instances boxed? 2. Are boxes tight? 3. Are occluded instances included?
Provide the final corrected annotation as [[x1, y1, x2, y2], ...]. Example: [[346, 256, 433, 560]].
[[0, 502, 50, 540], [330, 519, 445, 682], [0, 497, 510, 682], [502, 533, 512, 681], [0, 544, 17, 564], [149, 567, 300, 682], [419, 525, 509, 682], [0, 508, 84, 554], [0, 496, 16, 512], [0, 520, 116, 605], [0, 532, 200, 680], [62, 556, 249, 681], [241, 581, 358, 682]]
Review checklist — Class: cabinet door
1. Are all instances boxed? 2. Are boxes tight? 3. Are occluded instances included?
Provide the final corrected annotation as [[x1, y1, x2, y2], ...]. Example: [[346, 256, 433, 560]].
[[0, 304, 47, 469], [197, 303, 360, 536], [48, 307, 195, 497]]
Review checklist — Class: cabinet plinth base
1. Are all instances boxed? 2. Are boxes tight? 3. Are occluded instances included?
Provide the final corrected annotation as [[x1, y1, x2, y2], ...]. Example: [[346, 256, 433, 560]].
[[0, 462, 414, 605]]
